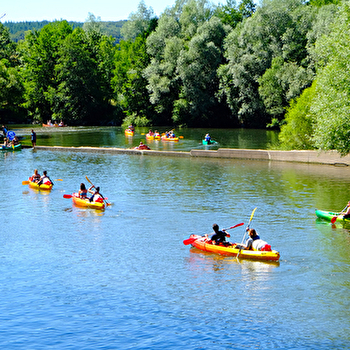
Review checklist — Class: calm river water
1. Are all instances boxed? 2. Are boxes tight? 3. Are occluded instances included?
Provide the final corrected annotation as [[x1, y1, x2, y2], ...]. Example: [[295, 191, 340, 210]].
[[1, 126, 350, 349]]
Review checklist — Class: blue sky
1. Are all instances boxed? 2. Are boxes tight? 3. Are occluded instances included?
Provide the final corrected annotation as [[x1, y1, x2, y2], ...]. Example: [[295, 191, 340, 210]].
[[1, 0, 221, 23]]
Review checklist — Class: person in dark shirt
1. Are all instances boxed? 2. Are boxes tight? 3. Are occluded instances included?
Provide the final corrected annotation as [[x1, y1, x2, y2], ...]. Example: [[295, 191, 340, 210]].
[[210, 223, 230, 245]]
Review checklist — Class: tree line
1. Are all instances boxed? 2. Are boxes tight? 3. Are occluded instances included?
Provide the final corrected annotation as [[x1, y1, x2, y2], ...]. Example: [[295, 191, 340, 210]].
[[1, 0, 350, 154], [4, 19, 126, 43]]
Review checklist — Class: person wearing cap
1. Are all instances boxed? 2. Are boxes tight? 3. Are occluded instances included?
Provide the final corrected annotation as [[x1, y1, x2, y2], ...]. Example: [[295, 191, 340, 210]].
[[210, 224, 230, 245]]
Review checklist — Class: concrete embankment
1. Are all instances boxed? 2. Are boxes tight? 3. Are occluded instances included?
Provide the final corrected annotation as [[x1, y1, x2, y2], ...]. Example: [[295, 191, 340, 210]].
[[29, 145, 350, 166]]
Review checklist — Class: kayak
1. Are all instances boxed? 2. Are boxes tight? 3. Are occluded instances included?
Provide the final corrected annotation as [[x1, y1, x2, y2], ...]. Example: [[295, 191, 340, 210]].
[[71, 193, 105, 210], [1, 144, 22, 151], [146, 133, 161, 140], [202, 139, 217, 145], [42, 123, 67, 127], [125, 129, 134, 136], [187, 235, 280, 261], [161, 136, 179, 142], [27, 177, 53, 191], [315, 209, 349, 222]]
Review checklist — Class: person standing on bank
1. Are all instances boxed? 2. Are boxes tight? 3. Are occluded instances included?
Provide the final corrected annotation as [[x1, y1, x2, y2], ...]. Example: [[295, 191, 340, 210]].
[[31, 129, 36, 148]]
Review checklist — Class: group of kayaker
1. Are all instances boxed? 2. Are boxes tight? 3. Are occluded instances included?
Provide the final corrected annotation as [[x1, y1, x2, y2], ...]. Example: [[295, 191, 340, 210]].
[[208, 223, 272, 251], [31, 169, 52, 186], [78, 183, 103, 203]]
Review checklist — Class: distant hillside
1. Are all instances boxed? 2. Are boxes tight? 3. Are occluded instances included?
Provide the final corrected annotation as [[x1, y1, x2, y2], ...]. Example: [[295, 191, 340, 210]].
[[4, 20, 127, 44]]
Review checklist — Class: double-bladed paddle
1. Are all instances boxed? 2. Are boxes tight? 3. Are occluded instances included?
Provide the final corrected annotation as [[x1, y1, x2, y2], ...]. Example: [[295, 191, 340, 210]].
[[22, 179, 63, 185], [183, 222, 244, 245]]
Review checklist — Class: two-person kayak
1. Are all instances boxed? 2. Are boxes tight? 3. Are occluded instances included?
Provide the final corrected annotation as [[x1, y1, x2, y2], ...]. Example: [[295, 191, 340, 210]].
[[185, 234, 280, 261], [27, 177, 53, 191], [71, 193, 106, 210]]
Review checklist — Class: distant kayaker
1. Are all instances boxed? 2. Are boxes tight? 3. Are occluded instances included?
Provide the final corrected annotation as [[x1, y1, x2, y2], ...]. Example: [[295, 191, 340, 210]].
[[243, 229, 271, 251], [341, 201, 350, 219], [38, 170, 52, 186], [205, 133, 211, 143], [135, 142, 150, 150], [210, 224, 230, 245], [88, 186, 103, 203], [31, 169, 41, 182], [78, 183, 88, 199]]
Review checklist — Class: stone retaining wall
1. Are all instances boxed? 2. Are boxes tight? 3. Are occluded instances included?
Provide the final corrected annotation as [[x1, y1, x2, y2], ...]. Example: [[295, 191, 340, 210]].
[[31, 146, 350, 166]]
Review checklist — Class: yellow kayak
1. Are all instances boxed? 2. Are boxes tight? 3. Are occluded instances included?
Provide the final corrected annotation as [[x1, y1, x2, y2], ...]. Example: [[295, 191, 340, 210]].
[[27, 177, 53, 191], [71, 193, 105, 210]]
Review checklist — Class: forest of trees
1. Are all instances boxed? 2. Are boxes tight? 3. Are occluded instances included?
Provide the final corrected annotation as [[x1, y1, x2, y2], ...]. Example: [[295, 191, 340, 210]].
[[4, 19, 126, 43], [1, 0, 350, 154]]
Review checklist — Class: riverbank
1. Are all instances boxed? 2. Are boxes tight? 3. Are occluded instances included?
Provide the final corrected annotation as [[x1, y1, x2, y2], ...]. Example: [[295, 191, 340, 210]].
[[25, 145, 350, 166]]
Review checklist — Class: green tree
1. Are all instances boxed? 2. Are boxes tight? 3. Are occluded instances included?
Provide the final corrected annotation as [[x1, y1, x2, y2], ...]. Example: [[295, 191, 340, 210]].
[[219, 0, 313, 127], [19, 21, 73, 123], [174, 17, 232, 126], [309, 2, 350, 155], [121, 0, 156, 40], [0, 23, 24, 122], [278, 81, 316, 149], [52, 28, 116, 125]]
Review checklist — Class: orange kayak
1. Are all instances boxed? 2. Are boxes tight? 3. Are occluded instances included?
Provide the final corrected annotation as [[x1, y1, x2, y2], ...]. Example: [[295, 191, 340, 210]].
[[187, 235, 280, 261], [125, 129, 134, 136]]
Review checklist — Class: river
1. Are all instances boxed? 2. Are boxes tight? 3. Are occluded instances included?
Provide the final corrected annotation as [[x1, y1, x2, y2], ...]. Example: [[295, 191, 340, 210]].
[[0, 126, 349, 349]]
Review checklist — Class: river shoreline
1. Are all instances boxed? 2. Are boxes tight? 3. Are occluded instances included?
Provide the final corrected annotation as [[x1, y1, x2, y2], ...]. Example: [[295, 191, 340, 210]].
[[24, 145, 350, 166]]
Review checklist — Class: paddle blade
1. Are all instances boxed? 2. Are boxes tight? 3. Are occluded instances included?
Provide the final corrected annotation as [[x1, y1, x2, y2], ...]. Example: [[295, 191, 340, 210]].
[[331, 216, 337, 224], [54, 179, 63, 181], [226, 223, 244, 230], [179, 136, 184, 139], [63, 194, 73, 199], [249, 207, 257, 223], [183, 237, 196, 245], [22, 181, 29, 185]]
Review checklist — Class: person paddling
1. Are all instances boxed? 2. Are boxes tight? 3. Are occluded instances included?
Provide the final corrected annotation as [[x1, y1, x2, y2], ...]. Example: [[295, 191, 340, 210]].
[[88, 185, 103, 203], [238, 228, 271, 251], [38, 171, 53, 186], [210, 223, 230, 245]]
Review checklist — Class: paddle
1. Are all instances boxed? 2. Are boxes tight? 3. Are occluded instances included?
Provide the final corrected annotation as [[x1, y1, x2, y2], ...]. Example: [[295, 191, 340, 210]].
[[22, 178, 63, 185], [237, 207, 257, 258], [331, 204, 349, 224], [183, 222, 244, 245], [85, 176, 110, 206], [63, 194, 108, 200]]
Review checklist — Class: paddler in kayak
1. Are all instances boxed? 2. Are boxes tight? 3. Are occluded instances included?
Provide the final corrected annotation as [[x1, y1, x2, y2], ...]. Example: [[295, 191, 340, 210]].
[[238, 228, 271, 251], [38, 170, 52, 186], [210, 224, 230, 245], [340, 201, 350, 219], [31, 169, 41, 182], [78, 183, 88, 199], [88, 186, 103, 203]]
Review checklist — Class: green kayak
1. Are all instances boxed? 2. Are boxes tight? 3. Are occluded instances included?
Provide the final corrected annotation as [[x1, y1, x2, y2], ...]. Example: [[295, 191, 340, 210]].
[[1, 144, 22, 151], [202, 139, 217, 145], [315, 209, 350, 222]]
